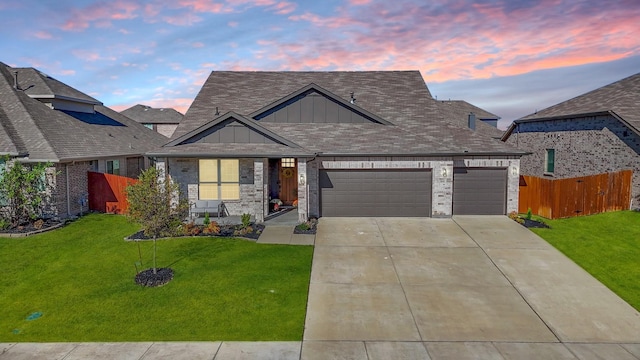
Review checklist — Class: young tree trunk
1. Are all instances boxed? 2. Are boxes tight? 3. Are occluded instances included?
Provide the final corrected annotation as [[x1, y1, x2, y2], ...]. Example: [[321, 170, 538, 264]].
[[137, 240, 144, 270], [153, 236, 157, 274]]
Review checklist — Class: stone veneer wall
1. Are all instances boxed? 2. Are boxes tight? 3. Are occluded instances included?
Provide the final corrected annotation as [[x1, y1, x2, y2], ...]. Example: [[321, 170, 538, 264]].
[[506, 115, 640, 208], [164, 158, 266, 221], [307, 156, 520, 217]]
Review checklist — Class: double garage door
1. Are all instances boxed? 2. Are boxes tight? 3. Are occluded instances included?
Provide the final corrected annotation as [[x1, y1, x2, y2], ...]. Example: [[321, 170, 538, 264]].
[[319, 170, 432, 217], [319, 168, 507, 217]]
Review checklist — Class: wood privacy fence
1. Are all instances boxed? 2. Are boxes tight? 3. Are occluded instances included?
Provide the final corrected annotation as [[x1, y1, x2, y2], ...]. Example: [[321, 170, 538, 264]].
[[519, 170, 632, 219], [88, 172, 138, 214]]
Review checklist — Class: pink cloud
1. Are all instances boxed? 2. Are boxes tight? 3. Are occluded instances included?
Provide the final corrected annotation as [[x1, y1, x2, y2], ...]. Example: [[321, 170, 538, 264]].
[[271, 1, 296, 14], [228, 21, 239, 27], [192, 42, 205, 48], [33, 31, 53, 39], [162, 13, 203, 26], [269, 0, 640, 83], [60, 0, 140, 31], [178, 0, 228, 13]]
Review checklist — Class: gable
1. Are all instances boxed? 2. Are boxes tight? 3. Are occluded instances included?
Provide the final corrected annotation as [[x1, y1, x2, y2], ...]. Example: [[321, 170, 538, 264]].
[[180, 119, 281, 145], [253, 89, 387, 124]]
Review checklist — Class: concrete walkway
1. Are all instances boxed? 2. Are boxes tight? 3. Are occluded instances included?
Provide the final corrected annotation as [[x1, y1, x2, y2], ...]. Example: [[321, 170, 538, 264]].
[[257, 209, 314, 245], [3, 216, 640, 359]]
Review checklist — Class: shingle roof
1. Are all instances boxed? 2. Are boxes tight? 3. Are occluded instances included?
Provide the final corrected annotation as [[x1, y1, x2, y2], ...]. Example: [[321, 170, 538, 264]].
[[0, 62, 167, 162], [166, 71, 522, 156], [120, 104, 183, 124], [504, 72, 640, 139], [436, 100, 504, 138], [13, 67, 101, 104]]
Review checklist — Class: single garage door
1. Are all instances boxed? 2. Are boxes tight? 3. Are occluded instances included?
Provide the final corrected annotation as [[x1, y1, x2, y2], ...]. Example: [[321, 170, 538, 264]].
[[453, 168, 507, 215], [319, 169, 432, 217]]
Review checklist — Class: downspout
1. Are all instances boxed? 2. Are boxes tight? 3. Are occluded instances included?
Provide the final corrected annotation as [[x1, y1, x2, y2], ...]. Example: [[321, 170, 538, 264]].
[[66, 163, 71, 216]]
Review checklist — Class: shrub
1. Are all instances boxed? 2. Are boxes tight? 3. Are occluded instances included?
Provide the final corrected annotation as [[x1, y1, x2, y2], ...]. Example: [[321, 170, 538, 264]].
[[203, 212, 210, 226], [33, 219, 44, 230], [202, 221, 220, 235], [508, 211, 524, 224], [526, 208, 533, 220], [241, 213, 251, 229], [296, 222, 310, 231]]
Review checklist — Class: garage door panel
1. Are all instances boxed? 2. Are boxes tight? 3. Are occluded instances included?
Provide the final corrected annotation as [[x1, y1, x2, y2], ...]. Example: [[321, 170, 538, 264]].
[[453, 168, 506, 215], [320, 169, 431, 217]]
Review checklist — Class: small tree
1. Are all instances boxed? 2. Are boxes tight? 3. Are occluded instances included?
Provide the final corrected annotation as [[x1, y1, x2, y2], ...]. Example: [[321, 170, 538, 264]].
[[125, 166, 189, 275], [0, 157, 52, 228]]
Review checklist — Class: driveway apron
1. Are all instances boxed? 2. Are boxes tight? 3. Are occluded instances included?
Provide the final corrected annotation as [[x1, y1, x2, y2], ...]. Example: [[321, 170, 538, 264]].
[[304, 216, 640, 344]]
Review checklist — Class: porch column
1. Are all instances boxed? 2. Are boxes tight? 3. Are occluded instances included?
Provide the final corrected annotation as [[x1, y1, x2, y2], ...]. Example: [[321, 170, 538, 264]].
[[297, 159, 308, 222], [432, 161, 453, 217], [253, 159, 265, 223], [507, 159, 520, 214]]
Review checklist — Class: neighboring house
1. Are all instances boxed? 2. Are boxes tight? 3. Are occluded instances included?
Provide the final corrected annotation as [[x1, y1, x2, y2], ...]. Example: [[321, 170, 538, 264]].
[[436, 100, 504, 139], [502, 72, 640, 208], [0, 62, 167, 218], [148, 71, 525, 222], [121, 104, 183, 138]]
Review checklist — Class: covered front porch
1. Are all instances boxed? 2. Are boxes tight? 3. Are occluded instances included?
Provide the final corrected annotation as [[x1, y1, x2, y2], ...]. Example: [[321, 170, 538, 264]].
[[160, 156, 310, 224]]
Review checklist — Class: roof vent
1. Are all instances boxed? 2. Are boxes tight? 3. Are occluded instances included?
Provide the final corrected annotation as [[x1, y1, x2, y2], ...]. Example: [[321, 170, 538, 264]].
[[13, 71, 19, 90], [350, 92, 356, 104], [468, 112, 476, 130], [215, 106, 220, 116]]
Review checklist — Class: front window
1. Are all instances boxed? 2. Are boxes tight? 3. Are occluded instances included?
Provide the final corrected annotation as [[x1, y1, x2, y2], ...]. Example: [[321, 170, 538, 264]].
[[545, 149, 555, 173], [199, 159, 240, 200], [106, 160, 120, 175]]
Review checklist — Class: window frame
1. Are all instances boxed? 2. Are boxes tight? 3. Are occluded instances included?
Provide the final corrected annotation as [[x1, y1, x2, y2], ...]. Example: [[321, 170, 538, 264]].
[[545, 149, 555, 174], [199, 159, 240, 200], [106, 160, 120, 175]]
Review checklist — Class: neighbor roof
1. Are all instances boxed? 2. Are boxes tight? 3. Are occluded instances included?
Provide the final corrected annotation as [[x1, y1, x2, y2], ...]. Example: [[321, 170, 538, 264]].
[[502, 72, 640, 140], [436, 100, 503, 138], [0, 62, 167, 162], [158, 71, 523, 157], [121, 104, 183, 124], [13, 67, 101, 105]]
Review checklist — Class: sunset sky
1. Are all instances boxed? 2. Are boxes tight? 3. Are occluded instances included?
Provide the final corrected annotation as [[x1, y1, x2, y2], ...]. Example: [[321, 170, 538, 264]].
[[1, 0, 638, 128]]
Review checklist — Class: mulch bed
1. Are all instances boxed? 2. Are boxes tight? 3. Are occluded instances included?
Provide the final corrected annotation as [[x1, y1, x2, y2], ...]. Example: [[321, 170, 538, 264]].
[[294, 218, 318, 235], [135, 268, 174, 287], [522, 219, 550, 228], [0, 218, 67, 237], [127, 223, 266, 241]]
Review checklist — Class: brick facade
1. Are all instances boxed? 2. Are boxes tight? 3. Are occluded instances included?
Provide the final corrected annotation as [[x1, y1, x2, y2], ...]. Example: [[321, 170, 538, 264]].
[[505, 115, 640, 208], [162, 155, 521, 222], [49, 161, 92, 218], [308, 156, 519, 218]]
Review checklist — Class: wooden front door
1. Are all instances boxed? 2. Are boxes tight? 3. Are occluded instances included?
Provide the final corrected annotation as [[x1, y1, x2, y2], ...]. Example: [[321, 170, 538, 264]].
[[278, 158, 297, 205]]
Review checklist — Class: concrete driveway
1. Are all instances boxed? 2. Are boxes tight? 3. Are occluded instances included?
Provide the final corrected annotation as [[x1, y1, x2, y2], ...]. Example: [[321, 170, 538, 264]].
[[303, 216, 640, 359]]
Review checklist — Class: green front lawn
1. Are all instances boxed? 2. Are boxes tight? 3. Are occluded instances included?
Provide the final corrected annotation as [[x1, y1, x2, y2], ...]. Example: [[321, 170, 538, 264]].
[[530, 211, 640, 311], [0, 214, 313, 341]]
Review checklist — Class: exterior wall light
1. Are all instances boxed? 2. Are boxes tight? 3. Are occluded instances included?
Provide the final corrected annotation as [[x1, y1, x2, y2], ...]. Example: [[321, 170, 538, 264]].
[[441, 167, 448, 177], [511, 166, 519, 176], [299, 174, 306, 186]]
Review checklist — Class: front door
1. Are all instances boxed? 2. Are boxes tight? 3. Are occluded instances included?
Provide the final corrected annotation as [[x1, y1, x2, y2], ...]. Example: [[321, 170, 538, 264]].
[[278, 158, 297, 205]]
